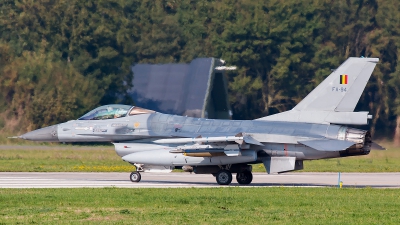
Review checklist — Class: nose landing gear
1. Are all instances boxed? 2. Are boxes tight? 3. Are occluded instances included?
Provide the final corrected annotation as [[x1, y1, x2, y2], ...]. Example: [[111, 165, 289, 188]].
[[129, 164, 142, 182], [130, 171, 141, 182]]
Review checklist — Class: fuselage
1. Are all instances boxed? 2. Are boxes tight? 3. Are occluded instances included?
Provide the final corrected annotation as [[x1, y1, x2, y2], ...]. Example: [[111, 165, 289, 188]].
[[34, 112, 368, 162], [19, 105, 371, 167]]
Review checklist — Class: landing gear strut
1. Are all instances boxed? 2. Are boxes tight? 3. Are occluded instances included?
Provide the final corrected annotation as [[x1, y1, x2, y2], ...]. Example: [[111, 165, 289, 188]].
[[215, 170, 232, 185], [236, 171, 253, 185], [129, 164, 141, 182]]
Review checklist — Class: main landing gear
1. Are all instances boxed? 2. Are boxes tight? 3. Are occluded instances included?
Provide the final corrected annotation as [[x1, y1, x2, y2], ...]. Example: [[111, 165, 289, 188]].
[[216, 170, 232, 185], [215, 168, 253, 185], [128, 164, 253, 185], [236, 171, 253, 185]]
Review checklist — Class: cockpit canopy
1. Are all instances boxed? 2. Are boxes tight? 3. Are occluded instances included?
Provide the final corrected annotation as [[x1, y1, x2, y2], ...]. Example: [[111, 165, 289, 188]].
[[78, 105, 155, 120]]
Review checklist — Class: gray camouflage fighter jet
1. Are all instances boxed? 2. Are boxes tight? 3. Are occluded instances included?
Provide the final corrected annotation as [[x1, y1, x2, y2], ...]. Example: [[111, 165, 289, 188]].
[[14, 57, 385, 185]]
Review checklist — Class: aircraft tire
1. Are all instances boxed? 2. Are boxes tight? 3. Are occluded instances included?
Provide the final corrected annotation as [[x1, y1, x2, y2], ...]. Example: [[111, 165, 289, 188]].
[[236, 171, 253, 185], [130, 171, 141, 182], [216, 170, 232, 185]]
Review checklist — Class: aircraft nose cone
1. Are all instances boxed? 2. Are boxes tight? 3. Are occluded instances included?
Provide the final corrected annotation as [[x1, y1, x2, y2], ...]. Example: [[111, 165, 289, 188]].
[[21, 125, 59, 142]]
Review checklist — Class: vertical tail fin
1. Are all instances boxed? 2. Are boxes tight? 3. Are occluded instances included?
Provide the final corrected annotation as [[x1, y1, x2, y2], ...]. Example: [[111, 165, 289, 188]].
[[293, 57, 379, 112], [257, 57, 379, 125]]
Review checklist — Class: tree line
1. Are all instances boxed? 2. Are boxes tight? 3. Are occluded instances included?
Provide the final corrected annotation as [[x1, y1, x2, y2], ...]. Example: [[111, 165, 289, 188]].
[[1, 0, 400, 144]]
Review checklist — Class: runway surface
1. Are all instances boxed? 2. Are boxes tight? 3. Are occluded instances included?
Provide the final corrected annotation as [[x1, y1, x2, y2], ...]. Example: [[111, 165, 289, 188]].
[[1, 172, 400, 188]]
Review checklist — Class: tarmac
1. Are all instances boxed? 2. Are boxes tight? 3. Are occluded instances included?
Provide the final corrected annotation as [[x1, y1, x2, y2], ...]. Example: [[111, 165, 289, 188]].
[[0, 172, 399, 188]]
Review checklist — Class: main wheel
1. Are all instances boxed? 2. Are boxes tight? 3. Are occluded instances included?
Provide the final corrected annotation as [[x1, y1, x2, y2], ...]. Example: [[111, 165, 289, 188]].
[[216, 170, 232, 185], [130, 171, 141, 182], [236, 171, 253, 185]]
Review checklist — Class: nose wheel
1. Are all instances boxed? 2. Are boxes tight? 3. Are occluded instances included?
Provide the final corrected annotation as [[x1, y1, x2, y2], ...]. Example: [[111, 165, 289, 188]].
[[130, 171, 141, 182]]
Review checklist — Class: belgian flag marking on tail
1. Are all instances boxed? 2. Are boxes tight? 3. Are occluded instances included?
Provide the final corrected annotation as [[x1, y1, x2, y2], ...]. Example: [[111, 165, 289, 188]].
[[340, 74, 348, 84]]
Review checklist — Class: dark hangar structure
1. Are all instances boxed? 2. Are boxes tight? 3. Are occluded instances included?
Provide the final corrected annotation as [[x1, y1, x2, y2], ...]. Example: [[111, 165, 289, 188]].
[[129, 58, 232, 119]]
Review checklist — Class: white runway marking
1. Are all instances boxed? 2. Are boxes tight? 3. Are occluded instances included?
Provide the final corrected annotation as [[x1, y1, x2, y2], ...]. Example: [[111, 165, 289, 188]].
[[0, 172, 399, 188]]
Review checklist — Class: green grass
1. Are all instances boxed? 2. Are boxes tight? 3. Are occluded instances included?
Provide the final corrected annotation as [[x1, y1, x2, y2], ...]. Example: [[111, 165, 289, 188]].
[[0, 142, 399, 172], [303, 142, 400, 172], [0, 188, 399, 224], [0, 145, 132, 172]]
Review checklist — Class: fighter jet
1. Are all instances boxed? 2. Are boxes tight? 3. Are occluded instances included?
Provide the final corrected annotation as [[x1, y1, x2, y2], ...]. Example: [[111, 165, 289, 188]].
[[14, 57, 385, 185]]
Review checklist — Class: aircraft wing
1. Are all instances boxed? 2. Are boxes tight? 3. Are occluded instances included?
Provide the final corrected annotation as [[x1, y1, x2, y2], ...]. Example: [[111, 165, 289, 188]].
[[298, 139, 355, 151], [153, 134, 264, 146]]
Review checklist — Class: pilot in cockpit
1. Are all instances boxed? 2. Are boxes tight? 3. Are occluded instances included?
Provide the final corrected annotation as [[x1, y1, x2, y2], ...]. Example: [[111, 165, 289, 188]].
[[78, 105, 155, 120]]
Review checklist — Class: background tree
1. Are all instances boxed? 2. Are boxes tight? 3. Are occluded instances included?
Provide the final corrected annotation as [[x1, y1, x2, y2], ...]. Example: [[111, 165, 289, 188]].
[[1, 0, 400, 143]]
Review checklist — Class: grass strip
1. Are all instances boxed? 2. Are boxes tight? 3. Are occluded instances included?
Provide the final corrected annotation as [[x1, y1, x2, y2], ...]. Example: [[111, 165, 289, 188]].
[[0, 188, 399, 224]]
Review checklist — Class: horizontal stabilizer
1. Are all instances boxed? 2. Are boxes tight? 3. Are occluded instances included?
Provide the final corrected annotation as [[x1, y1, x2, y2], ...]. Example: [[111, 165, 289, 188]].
[[371, 142, 386, 150], [298, 139, 355, 151]]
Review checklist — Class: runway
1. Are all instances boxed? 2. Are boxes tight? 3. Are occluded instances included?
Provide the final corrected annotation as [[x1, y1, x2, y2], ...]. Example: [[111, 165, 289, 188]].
[[1, 172, 400, 188]]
